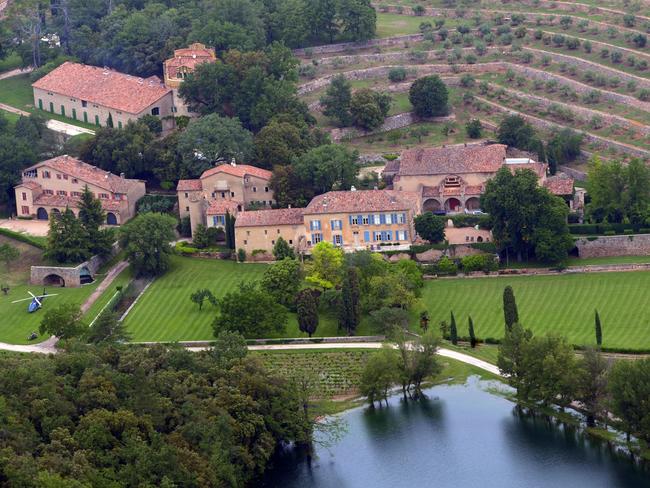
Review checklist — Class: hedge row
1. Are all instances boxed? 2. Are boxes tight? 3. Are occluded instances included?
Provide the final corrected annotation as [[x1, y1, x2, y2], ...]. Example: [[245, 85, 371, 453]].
[[0, 228, 46, 249], [449, 214, 492, 229], [569, 223, 650, 235]]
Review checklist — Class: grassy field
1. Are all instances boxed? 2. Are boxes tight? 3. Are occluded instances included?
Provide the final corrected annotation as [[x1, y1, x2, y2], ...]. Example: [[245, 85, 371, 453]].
[[125, 256, 383, 342], [421, 271, 650, 350]]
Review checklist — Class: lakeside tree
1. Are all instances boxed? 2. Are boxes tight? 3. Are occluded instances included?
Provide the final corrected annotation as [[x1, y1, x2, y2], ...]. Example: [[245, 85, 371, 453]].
[[39, 303, 85, 339], [503, 285, 519, 332], [609, 358, 650, 442], [360, 345, 399, 407], [296, 289, 319, 337], [449, 311, 458, 345], [261, 258, 303, 308], [409, 75, 450, 117], [119, 213, 176, 277], [480, 167, 573, 263], [577, 348, 609, 427], [468, 315, 477, 348], [393, 329, 442, 400], [414, 213, 446, 243], [339, 266, 361, 335], [214, 281, 288, 337], [497, 322, 533, 400], [320, 75, 353, 127], [273, 236, 295, 260], [349, 89, 391, 130], [595, 310, 603, 346], [190, 289, 217, 311]]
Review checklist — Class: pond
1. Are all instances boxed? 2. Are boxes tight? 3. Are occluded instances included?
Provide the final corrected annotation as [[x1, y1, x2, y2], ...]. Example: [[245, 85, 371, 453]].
[[264, 378, 650, 488]]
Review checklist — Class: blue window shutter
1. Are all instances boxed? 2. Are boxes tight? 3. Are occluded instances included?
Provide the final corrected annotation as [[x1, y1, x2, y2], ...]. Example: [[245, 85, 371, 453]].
[[391, 213, 397, 223], [332, 235, 336, 244], [380, 214, 386, 224], [364, 231, 370, 241], [358, 214, 362, 223], [387, 231, 392, 240], [330, 220, 335, 229], [349, 215, 353, 225], [404, 230, 408, 240]]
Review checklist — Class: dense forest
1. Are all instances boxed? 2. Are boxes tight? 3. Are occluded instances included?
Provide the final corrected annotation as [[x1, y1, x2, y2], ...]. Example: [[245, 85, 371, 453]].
[[1, 0, 376, 76], [0, 343, 312, 487]]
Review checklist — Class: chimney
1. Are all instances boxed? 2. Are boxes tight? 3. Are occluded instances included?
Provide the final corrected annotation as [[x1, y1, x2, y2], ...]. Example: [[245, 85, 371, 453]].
[[288, 204, 292, 209], [230, 158, 236, 167], [350, 185, 357, 192], [120, 172, 125, 179]]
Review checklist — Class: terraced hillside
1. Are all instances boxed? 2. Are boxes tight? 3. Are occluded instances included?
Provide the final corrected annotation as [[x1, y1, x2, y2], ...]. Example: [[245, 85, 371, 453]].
[[297, 0, 650, 168]]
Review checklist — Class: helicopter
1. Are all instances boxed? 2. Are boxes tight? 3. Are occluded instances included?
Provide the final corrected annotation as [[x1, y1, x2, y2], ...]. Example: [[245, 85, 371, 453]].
[[11, 290, 59, 313]]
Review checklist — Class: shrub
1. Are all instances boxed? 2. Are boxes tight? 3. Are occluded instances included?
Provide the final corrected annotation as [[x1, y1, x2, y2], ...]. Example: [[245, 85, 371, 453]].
[[461, 254, 498, 273], [434, 256, 458, 276], [610, 51, 623, 64], [565, 37, 580, 50], [237, 248, 246, 262], [413, 4, 425, 15], [388, 67, 407, 82], [583, 40, 592, 53], [638, 89, 650, 101]]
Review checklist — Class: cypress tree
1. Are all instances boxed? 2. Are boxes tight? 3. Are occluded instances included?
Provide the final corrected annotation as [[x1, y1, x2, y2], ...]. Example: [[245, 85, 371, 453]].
[[503, 285, 519, 332], [450, 311, 458, 345], [339, 267, 361, 335], [225, 212, 235, 250], [468, 315, 477, 348], [297, 289, 319, 338], [595, 309, 602, 346]]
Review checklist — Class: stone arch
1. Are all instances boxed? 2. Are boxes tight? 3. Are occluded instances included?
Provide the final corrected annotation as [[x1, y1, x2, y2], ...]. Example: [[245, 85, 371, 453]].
[[36, 207, 48, 220], [43, 274, 65, 287], [79, 266, 94, 284], [51, 208, 61, 217], [444, 197, 461, 212], [465, 197, 481, 211], [106, 212, 118, 225], [423, 198, 441, 212], [477, 236, 484, 242]]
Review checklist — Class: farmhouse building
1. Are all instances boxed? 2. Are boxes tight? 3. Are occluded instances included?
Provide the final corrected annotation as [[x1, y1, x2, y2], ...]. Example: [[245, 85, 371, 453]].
[[163, 43, 216, 116], [384, 144, 575, 213], [177, 162, 274, 234], [15, 155, 146, 225], [235, 189, 420, 254], [32, 62, 174, 128]]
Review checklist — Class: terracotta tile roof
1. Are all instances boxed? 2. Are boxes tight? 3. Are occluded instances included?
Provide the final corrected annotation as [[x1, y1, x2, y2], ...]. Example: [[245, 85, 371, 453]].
[[24, 155, 140, 194], [235, 208, 305, 227], [507, 161, 547, 179], [32, 62, 172, 114], [33, 193, 122, 211], [15, 181, 42, 190], [164, 43, 216, 79], [398, 144, 507, 176], [383, 159, 401, 175], [464, 185, 484, 195], [422, 186, 440, 198], [200, 163, 272, 181], [206, 200, 239, 215], [177, 179, 202, 191], [304, 190, 419, 215], [543, 174, 574, 196]]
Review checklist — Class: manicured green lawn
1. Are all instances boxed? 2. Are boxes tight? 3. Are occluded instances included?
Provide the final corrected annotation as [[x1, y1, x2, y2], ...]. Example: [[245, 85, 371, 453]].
[[376, 13, 425, 37], [420, 271, 650, 350], [83, 267, 133, 323], [0, 74, 34, 110], [124, 256, 380, 342]]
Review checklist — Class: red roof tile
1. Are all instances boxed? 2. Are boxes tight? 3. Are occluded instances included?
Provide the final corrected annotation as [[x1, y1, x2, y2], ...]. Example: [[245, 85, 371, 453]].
[[15, 181, 42, 190], [177, 179, 202, 191], [398, 144, 507, 176], [164, 43, 216, 79], [304, 190, 419, 215], [206, 200, 239, 215], [32, 62, 172, 114], [543, 174, 574, 196], [235, 208, 305, 227], [200, 163, 272, 181], [24, 155, 139, 194]]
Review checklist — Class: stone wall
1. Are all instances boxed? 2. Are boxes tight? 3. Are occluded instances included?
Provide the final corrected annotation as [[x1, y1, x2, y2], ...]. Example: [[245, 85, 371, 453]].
[[575, 234, 650, 258], [294, 34, 425, 56], [330, 113, 455, 141], [558, 165, 587, 181]]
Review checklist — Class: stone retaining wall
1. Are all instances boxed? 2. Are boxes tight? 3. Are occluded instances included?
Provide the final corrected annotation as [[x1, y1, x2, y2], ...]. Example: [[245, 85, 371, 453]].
[[294, 34, 424, 56], [331, 113, 456, 141], [575, 234, 650, 258], [558, 165, 587, 181]]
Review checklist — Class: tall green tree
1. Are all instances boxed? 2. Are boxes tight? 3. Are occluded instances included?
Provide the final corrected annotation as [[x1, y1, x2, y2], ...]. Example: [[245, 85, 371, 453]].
[[449, 311, 458, 345], [86, 310, 131, 344], [468, 315, 477, 348], [119, 213, 176, 277], [45, 208, 91, 264], [39, 303, 85, 339], [213, 281, 288, 337], [225, 211, 236, 250], [320, 75, 352, 127], [609, 358, 650, 442], [296, 288, 319, 337], [339, 266, 361, 335], [595, 309, 602, 346], [349, 89, 391, 130], [78, 185, 113, 256], [261, 258, 302, 307], [481, 167, 573, 263], [190, 289, 217, 311], [292, 144, 359, 201], [360, 344, 399, 407], [577, 348, 609, 427], [497, 322, 533, 400], [497, 114, 536, 150], [409, 75, 449, 117], [273, 236, 295, 260], [503, 285, 519, 332], [414, 213, 446, 243], [337, 0, 377, 41]]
